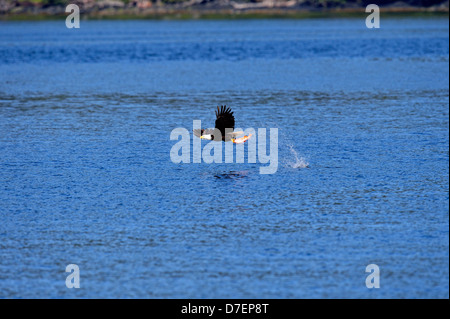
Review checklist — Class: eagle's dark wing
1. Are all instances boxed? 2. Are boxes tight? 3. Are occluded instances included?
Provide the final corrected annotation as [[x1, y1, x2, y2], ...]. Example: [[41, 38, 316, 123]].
[[215, 105, 235, 137]]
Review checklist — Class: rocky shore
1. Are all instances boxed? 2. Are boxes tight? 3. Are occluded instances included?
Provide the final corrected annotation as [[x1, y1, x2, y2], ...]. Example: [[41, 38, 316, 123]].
[[1, 0, 449, 19]]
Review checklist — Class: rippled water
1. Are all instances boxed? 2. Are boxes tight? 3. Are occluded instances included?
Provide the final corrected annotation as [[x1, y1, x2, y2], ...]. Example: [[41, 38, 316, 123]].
[[0, 18, 448, 298]]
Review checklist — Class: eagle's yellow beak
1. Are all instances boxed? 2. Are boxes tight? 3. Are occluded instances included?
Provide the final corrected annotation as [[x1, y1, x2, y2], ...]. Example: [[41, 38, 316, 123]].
[[200, 136, 205, 139]]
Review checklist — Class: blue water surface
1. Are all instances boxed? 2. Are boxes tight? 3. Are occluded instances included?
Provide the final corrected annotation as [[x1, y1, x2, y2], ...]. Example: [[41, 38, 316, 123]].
[[0, 18, 448, 298]]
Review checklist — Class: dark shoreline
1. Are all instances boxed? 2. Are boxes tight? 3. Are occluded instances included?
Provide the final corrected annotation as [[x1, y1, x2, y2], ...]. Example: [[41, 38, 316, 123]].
[[1, 1, 449, 21], [1, 9, 449, 21]]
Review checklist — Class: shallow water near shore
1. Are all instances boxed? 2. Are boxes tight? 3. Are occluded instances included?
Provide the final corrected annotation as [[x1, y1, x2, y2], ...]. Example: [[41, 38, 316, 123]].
[[0, 18, 448, 298]]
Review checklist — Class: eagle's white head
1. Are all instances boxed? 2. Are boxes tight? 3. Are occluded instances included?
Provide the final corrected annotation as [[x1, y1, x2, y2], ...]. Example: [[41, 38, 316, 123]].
[[200, 134, 213, 140]]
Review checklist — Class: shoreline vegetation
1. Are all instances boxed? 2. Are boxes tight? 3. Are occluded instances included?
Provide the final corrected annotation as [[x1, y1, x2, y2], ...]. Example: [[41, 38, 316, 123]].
[[0, 0, 448, 20]]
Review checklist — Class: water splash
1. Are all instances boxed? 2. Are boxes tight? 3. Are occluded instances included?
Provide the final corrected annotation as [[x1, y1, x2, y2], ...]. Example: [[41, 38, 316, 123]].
[[287, 144, 309, 169]]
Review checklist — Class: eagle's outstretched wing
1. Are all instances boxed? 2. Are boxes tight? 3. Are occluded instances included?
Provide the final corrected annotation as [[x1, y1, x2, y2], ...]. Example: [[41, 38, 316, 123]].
[[215, 105, 235, 137]]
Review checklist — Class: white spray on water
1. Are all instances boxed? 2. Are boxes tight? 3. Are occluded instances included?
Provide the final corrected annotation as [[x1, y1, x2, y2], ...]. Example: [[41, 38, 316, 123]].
[[286, 144, 309, 169]]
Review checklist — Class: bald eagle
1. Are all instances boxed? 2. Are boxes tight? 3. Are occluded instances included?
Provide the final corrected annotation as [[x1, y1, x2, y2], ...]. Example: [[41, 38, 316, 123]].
[[194, 106, 252, 144]]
